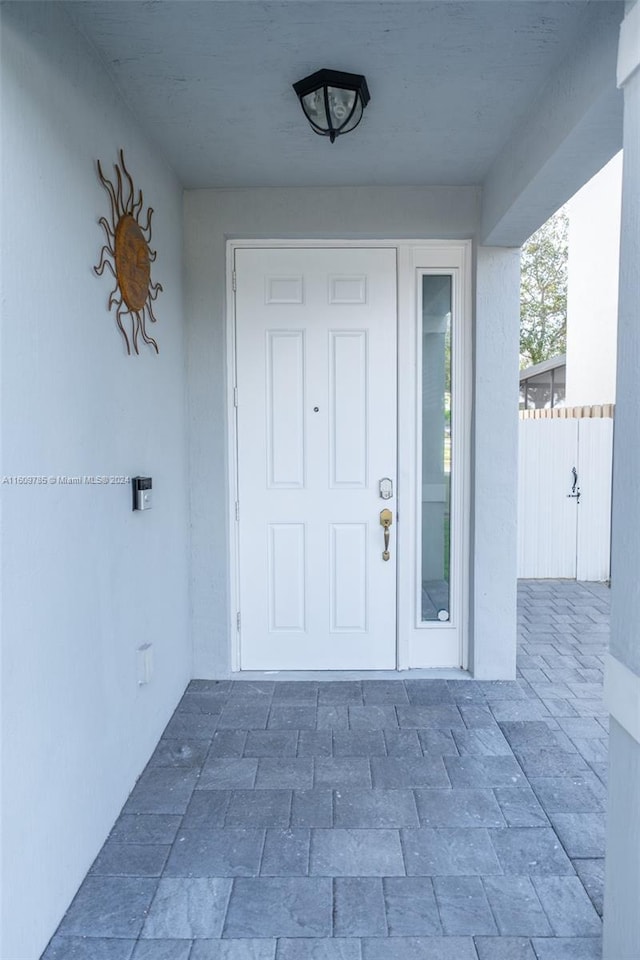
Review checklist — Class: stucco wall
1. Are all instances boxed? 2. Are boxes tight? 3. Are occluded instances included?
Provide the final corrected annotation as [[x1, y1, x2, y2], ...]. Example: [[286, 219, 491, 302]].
[[604, 5, 640, 956], [565, 151, 622, 406], [471, 247, 520, 679], [610, 80, 640, 678], [604, 718, 640, 960], [181, 186, 520, 680], [0, 5, 190, 958]]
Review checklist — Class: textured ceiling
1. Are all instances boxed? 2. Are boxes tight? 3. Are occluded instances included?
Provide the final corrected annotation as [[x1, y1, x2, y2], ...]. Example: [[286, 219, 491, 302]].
[[65, 1, 611, 188]]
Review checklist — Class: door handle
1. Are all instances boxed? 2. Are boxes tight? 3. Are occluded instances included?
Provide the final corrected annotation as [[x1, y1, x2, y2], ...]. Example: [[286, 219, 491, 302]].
[[567, 466, 581, 503], [380, 508, 393, 561]]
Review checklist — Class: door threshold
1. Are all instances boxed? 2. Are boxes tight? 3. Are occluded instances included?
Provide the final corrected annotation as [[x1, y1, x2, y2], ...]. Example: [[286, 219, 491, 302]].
[[227, 668, 472, 681]]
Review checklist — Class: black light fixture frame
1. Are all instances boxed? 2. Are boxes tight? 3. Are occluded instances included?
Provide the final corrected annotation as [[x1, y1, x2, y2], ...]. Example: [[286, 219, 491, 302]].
[[293, 69, 370, 143]]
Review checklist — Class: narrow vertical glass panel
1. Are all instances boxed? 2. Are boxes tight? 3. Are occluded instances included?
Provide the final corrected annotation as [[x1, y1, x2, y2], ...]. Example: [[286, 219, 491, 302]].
[[421, 275, 452, 622]]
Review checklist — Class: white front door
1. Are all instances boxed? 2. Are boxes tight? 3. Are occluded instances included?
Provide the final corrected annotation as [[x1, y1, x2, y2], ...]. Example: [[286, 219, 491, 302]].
[[234, 247, 397, 670]]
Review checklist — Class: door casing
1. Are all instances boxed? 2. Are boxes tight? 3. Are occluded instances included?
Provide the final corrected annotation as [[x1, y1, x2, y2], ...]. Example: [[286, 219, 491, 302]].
[[226, 239, 472, 672]]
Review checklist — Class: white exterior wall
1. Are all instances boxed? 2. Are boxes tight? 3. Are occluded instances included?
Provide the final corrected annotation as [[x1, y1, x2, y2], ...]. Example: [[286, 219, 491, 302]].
[[565, 152, 622, 406], [480, 2, 623, 247], [471, 247, 520, 679], [184, 187, 518, 681], [0, 6, 190, 959], [604, 3, 640, 957]]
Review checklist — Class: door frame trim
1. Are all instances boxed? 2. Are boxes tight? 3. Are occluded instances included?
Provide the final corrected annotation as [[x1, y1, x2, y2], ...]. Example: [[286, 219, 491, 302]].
[[396, 244, 472, 669], [226, 239, 472, 673]]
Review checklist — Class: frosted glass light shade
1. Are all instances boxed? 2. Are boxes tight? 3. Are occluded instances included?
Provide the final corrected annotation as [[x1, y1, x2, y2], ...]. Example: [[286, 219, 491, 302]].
[[293, 69, 370, 143]]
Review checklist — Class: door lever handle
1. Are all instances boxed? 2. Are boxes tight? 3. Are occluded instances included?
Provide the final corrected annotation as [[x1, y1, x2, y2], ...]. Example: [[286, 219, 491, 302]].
[[567, 467, 580, 503], [380, 508, 393, 561]]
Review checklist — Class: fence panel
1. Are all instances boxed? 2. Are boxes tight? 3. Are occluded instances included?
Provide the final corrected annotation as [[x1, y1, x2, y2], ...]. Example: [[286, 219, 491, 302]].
[[576, 418, 613, 581], [518, 418, 579, 578], [517, 408, 613, 580]]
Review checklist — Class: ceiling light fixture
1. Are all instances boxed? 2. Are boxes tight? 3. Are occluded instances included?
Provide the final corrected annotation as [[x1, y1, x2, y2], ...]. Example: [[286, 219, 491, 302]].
[[293, 69, 370, 143]]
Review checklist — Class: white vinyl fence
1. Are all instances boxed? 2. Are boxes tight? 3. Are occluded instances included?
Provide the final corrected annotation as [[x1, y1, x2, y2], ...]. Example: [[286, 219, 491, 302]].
[[518, 407, 613, 580]]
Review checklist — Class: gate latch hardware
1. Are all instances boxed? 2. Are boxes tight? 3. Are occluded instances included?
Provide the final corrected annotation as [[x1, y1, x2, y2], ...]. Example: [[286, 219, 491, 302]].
[[566, 466, 581, 504]]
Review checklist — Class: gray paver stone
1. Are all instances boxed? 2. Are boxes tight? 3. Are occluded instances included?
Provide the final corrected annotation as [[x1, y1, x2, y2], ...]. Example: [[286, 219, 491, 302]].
[[223, 878, 332, 937], [260, 829, 310, 876], [573, 858, 604, 916], [58, 877, 158, 938], [132, 942, 193, 960], [276, 941, 361, 960], [383, 876, 442, 935], [531, 937, 603, 959], [290, 789, 333, 828], [488, 827, 574, 875], [334, 788, 419, 828], [164, 829, 264, 877], [191, 941, 276, 959], [415, 788, 505, 828], [401, 827, 502, 876], [474, 937, 536, 960], [433, 876, 497, 935], [334, 877, 387, 936], [548, 812, 606, 858], [482, 876, 552, 936], [531, 876, 602, 935], [141, 878, 232, 938], [361, 937, 478, 959], [42, 939, 136, 960], [310, 829, 405, 876]]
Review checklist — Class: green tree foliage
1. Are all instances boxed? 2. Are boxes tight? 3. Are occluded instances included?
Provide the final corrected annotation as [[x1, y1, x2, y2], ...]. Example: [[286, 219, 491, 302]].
[[520, 209, 568, 368]]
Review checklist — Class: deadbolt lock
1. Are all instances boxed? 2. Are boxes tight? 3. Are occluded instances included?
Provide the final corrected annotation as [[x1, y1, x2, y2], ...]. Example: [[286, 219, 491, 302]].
[[379, 477, 393, 500]]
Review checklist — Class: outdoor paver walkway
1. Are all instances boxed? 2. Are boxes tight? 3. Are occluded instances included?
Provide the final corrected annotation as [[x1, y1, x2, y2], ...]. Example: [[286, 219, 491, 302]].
[[42, 580, 609, 960]]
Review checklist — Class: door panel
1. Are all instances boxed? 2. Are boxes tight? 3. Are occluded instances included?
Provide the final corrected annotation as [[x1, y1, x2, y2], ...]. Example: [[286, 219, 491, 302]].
[[517, 416, 613, 580], [266, 332, 305, 487], [576, 418, 613, 581], [235, 247, 397, 670], [329, 331, 368, 487], [517, 418, 579, 578]]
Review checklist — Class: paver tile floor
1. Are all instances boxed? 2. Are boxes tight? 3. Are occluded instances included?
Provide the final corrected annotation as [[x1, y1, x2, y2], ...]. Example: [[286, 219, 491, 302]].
[[43, 581, 609, 959]]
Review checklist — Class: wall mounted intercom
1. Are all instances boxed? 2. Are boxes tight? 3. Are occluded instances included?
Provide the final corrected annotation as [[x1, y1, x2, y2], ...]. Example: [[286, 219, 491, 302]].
[[132, 476, 152, 511]]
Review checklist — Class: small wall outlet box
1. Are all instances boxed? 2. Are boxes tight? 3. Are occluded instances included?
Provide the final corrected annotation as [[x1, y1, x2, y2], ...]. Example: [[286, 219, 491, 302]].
[[137, 643, 153, 685]]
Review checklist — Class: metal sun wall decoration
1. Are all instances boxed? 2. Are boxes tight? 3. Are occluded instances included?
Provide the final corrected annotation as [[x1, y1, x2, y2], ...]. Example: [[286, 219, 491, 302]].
[[94, 149, 162, 355]]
